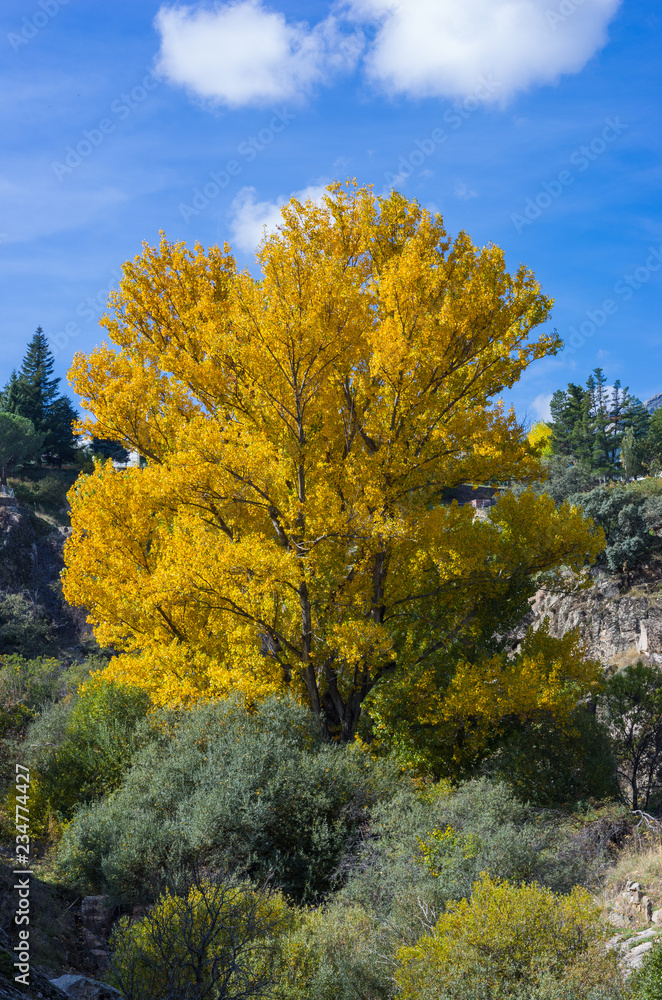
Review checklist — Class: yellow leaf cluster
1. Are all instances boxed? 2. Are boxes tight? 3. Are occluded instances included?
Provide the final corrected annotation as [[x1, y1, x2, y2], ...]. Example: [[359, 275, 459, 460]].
[[395, 872, 603, 997]]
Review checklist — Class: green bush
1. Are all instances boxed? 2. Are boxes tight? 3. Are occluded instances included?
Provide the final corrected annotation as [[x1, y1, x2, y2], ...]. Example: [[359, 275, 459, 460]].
[[630, 939, 662, 999], [275, 902, 394, 1000], [11, 472, 75, 515], [0, 592, 52, 656], [0, 655, 65, 735], [55, 696, 396, 905], [337, 778, 605, 946], [484, 706, 619, 807], [26, 676, 152, 822]]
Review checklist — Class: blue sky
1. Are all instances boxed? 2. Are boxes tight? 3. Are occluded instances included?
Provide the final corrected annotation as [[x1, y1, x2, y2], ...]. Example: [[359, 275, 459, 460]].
[[1, 0, 660, 424]]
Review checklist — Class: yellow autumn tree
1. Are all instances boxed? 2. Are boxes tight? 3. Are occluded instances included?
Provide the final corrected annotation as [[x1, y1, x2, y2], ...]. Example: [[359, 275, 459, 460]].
[[64, 182, 603, 743], [528, 420, 553, 456]]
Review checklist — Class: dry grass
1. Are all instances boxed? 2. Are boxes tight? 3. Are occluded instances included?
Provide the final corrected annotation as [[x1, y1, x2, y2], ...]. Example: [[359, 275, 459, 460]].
[[601, 838, 662, 915]]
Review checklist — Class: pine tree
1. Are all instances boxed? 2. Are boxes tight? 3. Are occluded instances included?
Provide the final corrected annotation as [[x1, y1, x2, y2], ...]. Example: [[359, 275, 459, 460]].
[[621, 394, 651, 478], [646, 407, 662, 472], [550, 384, 587, 461], [10, 327, 60, 428], [0, 370, 23, 413], [2, 328, 78, 465], [609, 379, 625, 468], [590, 368, 612, 478], [44, 396, 79, 466]]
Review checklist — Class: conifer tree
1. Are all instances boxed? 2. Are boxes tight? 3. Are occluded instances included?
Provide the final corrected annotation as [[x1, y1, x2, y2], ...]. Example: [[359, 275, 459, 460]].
[[2, 328, 78, 465], [646, 407, 662, 470]]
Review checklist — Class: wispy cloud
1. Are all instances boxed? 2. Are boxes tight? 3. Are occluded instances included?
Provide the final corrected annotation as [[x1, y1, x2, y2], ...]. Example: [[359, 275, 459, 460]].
[[531, 391, 553, 421]]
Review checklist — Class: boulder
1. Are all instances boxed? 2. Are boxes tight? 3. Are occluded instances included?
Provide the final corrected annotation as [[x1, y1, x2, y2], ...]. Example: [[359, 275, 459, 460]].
[[49, 975, 121, 1000], [624, 939, 654, 970]]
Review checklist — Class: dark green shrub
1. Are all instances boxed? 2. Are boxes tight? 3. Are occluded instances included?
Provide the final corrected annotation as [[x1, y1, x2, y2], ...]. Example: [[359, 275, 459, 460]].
[[55, 696, 396, 905], [0, 592, 52, 656], [601, 662, 662, 809], [338, 779, 606, 939], [27, 676, 152, 821], [485, 706, 619, 807]]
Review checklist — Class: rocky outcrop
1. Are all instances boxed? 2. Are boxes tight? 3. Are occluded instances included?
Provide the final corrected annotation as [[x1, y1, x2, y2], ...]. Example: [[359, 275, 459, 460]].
[[48, 976, 120, 1000], [526, 569, 662, 669], [78, 898, 113, 971], [0, 503, 91, 654]]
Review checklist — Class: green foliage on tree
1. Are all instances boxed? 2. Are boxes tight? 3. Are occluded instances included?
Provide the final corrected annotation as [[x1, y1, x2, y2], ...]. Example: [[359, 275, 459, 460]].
[[0, 411, 43, 486], [484, 705, 619, 807], [600, 662, 662, 810], [569, 485, 650, 572], [549, 368, 650, 479], [90, 437, 130, 464], [646, 406, 662, 471], [1, 327, 78, 465], [565, 479, 662, 573]]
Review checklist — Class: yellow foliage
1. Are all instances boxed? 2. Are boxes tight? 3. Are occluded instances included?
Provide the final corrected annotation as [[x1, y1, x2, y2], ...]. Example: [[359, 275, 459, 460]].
[[64, 182, 603, 738], [395, 872, 604, 997], [528, 420, 553, 456]]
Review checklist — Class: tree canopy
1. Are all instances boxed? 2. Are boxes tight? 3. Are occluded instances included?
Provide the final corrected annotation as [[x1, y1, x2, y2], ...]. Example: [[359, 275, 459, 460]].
[[1, 327, 78, 465], [549, 368, 650, 478], [64, 184, 603, 747]]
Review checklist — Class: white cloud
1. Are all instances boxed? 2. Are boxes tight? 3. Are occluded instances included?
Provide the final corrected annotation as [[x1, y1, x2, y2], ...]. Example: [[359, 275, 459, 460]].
[[155, 0, 621, 108], [155, 1, 362, 108], [344, 0, 621, 102], [229, 184, 328, 253], [531, 392, 553, 422]]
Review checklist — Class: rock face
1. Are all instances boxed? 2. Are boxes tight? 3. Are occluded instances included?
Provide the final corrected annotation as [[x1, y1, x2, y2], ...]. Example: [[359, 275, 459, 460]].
[[0, 502, 90, 652], [645, 392, 662, 414], [79, 898, 113, 970], [527, 570, 662, 669]]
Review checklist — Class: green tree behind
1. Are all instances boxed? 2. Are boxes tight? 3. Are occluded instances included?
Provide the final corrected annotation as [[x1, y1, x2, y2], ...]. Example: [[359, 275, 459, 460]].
[[1, 328, 78, 465], [0, 412, 43, 486]]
